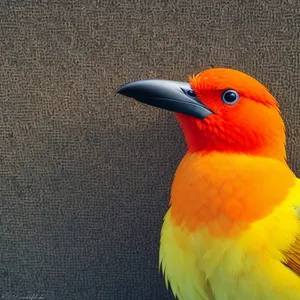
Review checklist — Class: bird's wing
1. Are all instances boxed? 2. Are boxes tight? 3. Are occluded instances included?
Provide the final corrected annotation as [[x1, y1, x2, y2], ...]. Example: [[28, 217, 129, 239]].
[[282, 207, 300, 276]]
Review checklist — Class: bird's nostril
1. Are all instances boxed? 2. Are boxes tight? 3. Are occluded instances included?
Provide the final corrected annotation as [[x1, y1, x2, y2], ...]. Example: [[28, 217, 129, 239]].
[[187, 89, 196, 97]]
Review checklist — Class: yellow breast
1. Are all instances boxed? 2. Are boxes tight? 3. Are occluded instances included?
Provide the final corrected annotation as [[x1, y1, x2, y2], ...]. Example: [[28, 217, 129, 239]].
[[159, 154, 300, 300], [160, 205, 300, 300]]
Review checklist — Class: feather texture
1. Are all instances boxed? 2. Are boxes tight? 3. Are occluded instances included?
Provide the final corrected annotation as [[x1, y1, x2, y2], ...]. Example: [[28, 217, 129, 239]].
[[283, 208, 300, 276], [159, 153, 300, 300]]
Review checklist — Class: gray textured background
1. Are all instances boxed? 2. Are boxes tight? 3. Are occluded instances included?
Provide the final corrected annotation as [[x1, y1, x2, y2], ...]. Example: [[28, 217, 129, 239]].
[[1, 0, 300, 299]]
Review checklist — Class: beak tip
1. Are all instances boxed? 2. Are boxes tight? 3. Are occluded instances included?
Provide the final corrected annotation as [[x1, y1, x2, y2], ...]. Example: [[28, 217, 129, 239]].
[[116, 85, 126, 95], [117, 82, 133, 97]]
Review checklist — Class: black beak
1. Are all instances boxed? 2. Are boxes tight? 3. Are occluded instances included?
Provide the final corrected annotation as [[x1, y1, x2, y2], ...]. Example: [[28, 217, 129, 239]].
[[117, 79, 213, 119]]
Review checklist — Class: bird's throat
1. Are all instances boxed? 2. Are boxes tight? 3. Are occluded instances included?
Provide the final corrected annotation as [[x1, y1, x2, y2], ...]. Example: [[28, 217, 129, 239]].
[[175, 113, 287, 163]]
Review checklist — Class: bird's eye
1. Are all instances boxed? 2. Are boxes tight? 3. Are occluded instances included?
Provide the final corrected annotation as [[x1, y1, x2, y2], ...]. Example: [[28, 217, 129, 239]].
[[186, 89, 196, 97], [222, 90, 239, 105]]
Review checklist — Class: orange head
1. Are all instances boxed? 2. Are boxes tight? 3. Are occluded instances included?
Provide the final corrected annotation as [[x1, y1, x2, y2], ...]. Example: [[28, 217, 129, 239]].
[[118, 68, 286, 162], [181, 68, 286, 160]]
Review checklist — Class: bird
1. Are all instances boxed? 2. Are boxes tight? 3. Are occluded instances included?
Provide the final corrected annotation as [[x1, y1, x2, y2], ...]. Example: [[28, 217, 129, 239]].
[[117, 68, 300, 299]]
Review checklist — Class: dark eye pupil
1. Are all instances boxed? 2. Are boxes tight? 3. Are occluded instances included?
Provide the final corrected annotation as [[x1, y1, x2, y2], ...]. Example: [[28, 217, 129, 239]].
[[187, 89, 196, 97], [223, 91, 237, 102]]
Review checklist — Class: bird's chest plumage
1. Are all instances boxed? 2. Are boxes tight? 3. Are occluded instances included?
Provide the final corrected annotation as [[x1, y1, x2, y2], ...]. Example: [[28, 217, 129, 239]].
[[169, 152, 295, 236], [159, 208, 300, 300], [159, 153, 300, 300]]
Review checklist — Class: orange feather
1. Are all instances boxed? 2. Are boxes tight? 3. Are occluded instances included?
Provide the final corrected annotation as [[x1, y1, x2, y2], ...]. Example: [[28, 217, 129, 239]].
[[176, 69, 286, 161], [170, 153, 296, 237]]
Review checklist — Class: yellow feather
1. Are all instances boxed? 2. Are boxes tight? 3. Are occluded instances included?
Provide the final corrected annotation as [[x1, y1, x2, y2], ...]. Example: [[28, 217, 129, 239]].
[[159, 179, 300, 300]]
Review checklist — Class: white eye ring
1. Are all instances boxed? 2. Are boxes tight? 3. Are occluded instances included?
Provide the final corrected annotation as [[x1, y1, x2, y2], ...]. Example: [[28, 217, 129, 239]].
[[222, 90, 240, 105]]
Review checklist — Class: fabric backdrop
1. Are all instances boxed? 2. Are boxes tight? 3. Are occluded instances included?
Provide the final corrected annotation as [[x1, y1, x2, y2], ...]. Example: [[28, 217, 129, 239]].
[[1, 0, 300, 299]]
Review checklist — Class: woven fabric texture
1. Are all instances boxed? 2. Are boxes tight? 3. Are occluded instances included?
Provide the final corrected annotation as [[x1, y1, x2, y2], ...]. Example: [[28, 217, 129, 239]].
[[1, 0, 300, 299]]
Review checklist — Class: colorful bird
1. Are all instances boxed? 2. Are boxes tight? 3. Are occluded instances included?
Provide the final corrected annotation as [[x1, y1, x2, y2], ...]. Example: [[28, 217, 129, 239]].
[[118, 68, 300, 299]]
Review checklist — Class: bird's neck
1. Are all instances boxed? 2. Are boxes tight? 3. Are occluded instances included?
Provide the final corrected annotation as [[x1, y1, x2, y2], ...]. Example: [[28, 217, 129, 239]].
[[169, 152, 295, 237], [176, 114, 287, 163]]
